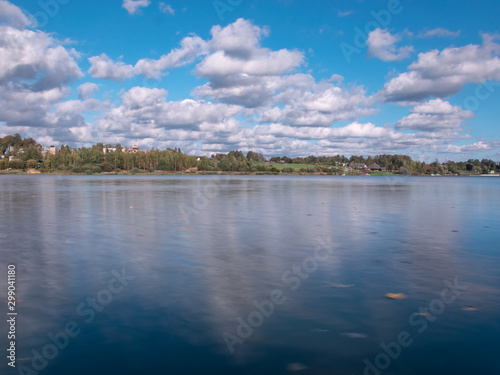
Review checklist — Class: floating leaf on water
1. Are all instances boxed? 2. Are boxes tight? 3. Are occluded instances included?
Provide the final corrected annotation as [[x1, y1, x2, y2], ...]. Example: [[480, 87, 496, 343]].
[[341, 332, 368, 339], [385, 293, 407, 300], [287, 363, 308, 372]]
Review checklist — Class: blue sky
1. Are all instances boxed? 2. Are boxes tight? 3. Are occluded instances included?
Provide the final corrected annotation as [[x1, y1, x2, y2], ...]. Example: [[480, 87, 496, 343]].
[[1, 0, 499, 161]]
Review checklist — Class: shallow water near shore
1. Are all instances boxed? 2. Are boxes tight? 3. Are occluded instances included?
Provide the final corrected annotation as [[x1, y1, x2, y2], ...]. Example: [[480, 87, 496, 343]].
[[1, 175, 499, 374]]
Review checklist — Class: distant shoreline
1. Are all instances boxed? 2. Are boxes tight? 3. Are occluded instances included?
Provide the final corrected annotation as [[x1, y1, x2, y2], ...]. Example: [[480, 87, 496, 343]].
[[0, 170, 495, 177]]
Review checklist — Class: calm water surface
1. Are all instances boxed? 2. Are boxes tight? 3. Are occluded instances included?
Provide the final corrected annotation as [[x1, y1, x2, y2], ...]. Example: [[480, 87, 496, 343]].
[[1, 175, 499, 375]]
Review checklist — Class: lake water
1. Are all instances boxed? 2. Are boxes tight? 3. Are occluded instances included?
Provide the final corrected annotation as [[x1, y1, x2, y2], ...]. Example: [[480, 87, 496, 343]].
[[1, 175, 499, 375]]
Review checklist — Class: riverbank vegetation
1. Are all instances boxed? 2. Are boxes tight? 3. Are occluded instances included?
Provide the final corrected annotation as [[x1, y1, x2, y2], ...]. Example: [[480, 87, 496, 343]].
[[1, 134, 499, 175]]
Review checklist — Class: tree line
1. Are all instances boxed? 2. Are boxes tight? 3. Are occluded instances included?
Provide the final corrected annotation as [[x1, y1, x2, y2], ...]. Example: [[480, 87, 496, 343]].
[[0, 134, 498, 174]]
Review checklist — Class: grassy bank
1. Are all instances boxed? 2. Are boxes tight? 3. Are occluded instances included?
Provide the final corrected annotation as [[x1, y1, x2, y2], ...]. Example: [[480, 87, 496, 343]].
[[1, 168, 482, 176]]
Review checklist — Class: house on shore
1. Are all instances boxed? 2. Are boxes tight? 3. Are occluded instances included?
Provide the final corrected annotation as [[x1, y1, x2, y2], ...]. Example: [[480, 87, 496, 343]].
[[368, 163, 386, 171], [125, 145, 140, 153], [124, 145, 149, 154], [350, 163, 367, 169], [41, 146, 61, 156]]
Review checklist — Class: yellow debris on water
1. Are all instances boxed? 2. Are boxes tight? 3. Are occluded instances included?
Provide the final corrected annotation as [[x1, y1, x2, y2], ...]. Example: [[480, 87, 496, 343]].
[[129, 206, 133, 208], [385, 293, 407, 300]]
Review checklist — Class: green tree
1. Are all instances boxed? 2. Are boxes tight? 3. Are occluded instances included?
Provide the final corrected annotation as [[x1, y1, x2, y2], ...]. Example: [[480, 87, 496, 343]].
[[26, 159, 39, 169], [197, 156, 214, 171], [218, 159, 232, 171], [9, 159, 25, 169]]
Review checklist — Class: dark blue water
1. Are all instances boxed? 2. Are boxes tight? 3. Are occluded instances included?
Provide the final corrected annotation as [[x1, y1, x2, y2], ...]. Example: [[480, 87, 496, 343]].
[[1, 175, 499, 375]]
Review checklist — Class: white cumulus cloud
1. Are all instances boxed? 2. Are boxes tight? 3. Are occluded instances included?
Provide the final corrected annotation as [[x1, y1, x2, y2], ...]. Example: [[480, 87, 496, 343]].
[[87, 54, 135, 81], [159, 2, 174, 15], [78, 83, 99, 99], [122, 0, 151, 15], [88, 36, 208, 80], [381, 34, 500, 102], [134, 36, 209, 79], [367, 28, 413, 62], [0, 0, 32, 28], [395, 99, 474, 132], [418, 28, 461, 38]]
